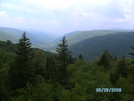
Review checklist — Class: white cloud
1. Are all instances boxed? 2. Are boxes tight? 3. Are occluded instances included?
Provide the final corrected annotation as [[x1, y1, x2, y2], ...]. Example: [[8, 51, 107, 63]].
[[1, 3, 17, 9], [1, 2, 34, 13], [29, 18, 38, 24], [0, 11, 8, 17], [16, 17, 26, 23], [28, 0, 77, 8], [1, 0, 134, 33]]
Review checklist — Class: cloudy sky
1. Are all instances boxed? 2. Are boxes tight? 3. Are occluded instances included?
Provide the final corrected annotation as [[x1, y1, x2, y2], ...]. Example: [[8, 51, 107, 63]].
[[0, 0, 134, 35]]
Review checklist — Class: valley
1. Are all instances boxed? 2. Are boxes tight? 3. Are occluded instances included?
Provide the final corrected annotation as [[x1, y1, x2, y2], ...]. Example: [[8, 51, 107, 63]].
[[0, 26, 134, 61]]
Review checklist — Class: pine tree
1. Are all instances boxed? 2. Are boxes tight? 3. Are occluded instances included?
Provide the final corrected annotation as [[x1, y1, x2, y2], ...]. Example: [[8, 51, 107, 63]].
[[9, 32, 34, 90], [78, 54, 83, 60], [98, 50, 112, 69], [55, 36, 71, 86]]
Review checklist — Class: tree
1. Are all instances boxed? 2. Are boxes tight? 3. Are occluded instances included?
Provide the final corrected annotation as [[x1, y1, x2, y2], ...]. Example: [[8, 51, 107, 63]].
[[110, 57, 128, 86], [9, 32, 34, 90], [129, 46, 134, 59], [55, 36, 71, 86], [78, 54, 83, 60], [6, 40, 12, 45], [46, 57, 58, 81], [98, 50, 112, 70], [30, 50, 46, 79], [0, 60, 9, 101], [128, 46, 134, 95], [69, 53, 74, 64]]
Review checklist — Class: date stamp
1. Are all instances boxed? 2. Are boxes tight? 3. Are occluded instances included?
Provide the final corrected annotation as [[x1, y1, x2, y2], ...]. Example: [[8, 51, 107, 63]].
[[96, 88, 122, 92]]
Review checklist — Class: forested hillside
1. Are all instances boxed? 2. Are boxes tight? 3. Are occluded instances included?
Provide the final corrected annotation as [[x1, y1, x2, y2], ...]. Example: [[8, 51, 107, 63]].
[[0, 27, 53, 49], [19, 28, 57, 42], [0, 32, 134, 101], [0, 30, 19, 43], [66, 30, 122, 45], [48, 30, 125, 52], [52, 31, 81, 43], [69, 32, 134, 61]]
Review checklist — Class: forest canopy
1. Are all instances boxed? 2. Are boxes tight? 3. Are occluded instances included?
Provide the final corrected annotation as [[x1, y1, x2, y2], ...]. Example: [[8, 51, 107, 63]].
[[0, 32, 134, 101]]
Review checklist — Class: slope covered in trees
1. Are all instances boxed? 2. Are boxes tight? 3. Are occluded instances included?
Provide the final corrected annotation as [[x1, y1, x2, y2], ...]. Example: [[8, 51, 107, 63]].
[[0, 27, 52, 49], [52, 31, 81, 43], [69, 32, 134, 61], [66, 30, 122, 45], [0, 30, 19, 43], [48, 30, 125, 52], [19, 28, 57, 42], [0, 32, 134, 101]]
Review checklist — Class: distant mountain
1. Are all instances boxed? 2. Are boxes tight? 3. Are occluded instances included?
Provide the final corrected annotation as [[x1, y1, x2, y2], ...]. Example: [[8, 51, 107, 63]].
[[0, 27, 52, 49], [67, 30, 123, 45], [0, 27, 24, 37], [48, 30, 124, 52], [69, 32, 134, 62], [110, 28, 134, 31], [19, 28, 58, 42], [0, 30, 19, 43], [48, 31, 82, 52], [52, 31, 81, 43]]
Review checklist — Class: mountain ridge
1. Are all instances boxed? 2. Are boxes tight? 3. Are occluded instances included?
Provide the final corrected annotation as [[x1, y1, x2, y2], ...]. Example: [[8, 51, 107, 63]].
[[69, 32, 134, 61]]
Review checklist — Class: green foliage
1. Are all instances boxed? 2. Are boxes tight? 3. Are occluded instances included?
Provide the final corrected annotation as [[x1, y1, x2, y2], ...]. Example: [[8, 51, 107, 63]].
[[56, 36, 71, 67], [9, 32, 34, 90], [69, 32, 134, 61], [67, 61, 114, 101], [55, 36, 71, 86], [0, 40, 17, 52], [67, 30, 120, 46], [98, 50, 112, 70], [10, 82, 34, 101], [0, 32, 134, 101], [78, 54, 84, 60], [30, 50, 46, 79], [74, 59, 87, 67], [69, 53, 74, 64], [33, 75, 53, 101], [46, 57, 58, 81], [0, 62, 9, 101]]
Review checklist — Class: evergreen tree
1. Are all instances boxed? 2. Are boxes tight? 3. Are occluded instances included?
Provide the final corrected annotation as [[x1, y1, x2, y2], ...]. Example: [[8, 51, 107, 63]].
[[98, 50, 112, 70], [55, 36, 71, 86], [78, 54, 83, 60], [69, 53, 74, 64], [9, 32, 34, 90]]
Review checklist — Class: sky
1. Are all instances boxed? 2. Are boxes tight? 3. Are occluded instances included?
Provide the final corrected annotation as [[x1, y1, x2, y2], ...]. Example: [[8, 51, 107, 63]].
[[0, 0, 134, 35]]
